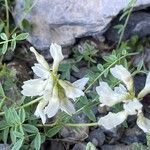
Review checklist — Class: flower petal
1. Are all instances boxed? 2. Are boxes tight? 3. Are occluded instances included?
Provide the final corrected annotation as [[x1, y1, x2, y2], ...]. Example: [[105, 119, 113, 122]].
[[138, 72, 150, 98], [73, 77, 89, 90], [137, 113, 150, 133], [50, 43, 64, 73], [30, 47, 50, 70], [59, 80, 84, 100], [98, 111, 128, 130], [60, 99, 75, 115], [123, 99, 143, 115], [114, 84, 127, 95], [34, 99, 48, 124], [96, 82, 127, 107], [44, 86, 60, 118], [21, 79, 46, 96], [32, 63, 50, 79], [110, 65, 133, 91]]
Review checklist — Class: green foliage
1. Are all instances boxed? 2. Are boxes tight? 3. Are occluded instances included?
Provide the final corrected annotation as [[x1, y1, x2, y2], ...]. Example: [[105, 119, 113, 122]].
[[0, 32, 29, 54], [86, 142, 96, 150]]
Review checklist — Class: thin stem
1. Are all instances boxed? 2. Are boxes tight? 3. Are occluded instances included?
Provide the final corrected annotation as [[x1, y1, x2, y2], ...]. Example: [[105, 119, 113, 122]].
[[0, 39, 12, 45], [84, 52, 139, 92], [0, 97, 42, 116], [65, 122, 98, 127], [37, 122, 98, 128], [10, 0, 38, 36], [4, 0, 9, 37], [117, 0, 136, 49]]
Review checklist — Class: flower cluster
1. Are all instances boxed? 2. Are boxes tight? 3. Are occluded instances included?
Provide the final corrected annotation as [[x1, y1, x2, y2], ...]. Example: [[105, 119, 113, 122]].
[[21, 43, 89, 124], [96, 65, 150, 133]]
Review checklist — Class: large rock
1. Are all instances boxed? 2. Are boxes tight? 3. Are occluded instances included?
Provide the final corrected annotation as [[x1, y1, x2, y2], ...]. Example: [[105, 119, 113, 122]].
[[14, 0, 150, 50]]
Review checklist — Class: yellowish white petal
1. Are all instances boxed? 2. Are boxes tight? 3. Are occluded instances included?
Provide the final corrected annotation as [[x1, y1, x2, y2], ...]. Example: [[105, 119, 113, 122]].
[[96, 82, 127, 107], [98, 111, 128, 130], [21, 79, 46, 96], [30, 47, 49, 70], [114, 84, 127, 95], [59, 80, 84, 100], [73, 77, 89, 90], [34, 99, 48, 124], [123, 99, 143, 115], [44, 85, 60, 118], [60, 99, 75, 115], [138, 72, 150, 99], [32, 63, 50, 79], [110, 65, 133, 91], [50, 43, 64, 73], [137, 113, 150, 133]]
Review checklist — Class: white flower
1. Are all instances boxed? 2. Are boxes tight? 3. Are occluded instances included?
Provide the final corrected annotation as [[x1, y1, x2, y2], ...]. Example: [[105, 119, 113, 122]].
[[50, 43, 64, 73], [98, 99, 143, 130], [21, 43, 88, 124], [59, 77, 89, 101], [138, 72, 150, 99], [96, 82, 129, 107], [123, 99, 143, 115], [137, 113, 150, 133], [110, 65, 133, 91], [97, 65, 150, 133], [98, 111, 128, 130]]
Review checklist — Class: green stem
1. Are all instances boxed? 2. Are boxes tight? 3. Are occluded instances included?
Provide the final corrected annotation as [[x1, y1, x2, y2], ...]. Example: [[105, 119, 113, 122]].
[[0, 97, 42, 116], [65, 122, 98, 127], [10, 0, 38, 36], [117, 0, 136, 49], [4, 0, 9, 37], [37, 122, 98, 128], [84, 52, 139, 92]]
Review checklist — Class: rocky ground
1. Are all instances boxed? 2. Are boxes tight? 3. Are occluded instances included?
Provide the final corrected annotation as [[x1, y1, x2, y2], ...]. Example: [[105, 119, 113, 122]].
[[1, 0, 150, 150]]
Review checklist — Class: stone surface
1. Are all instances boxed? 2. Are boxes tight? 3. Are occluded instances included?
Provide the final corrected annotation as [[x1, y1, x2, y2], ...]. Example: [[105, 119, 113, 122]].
[[101, 144, 129, 150], [41, 141, 65, 150], [0, 144, 10, 150], [72, 143, 86, 150], [105, 12, 150, 42], [14, 0, 150, 50], [60, 113, 89, 141], [120, 125, 146, 145], [89, 128, 105, 147]]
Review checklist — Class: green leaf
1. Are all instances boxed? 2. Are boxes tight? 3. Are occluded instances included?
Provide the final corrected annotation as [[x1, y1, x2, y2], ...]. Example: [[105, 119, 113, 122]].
[[12, 33, 17, 39], [10, 127, 16, 144], [3, 127, 9, 143], [97, 64, 104, 71], [0, 83, 5, 97], [86, 142, 96, 150], [5, 108, 21, 125], [11, 138, 24, 150], [47, 125, 62, 138], [0, 20, 4, 32], [33, 133, 41, 150], [19, 108, 26, 123], [23, 124, 38, 133], [2, 42, 8, 54], [0, 33, 7, 40], [11, 39, 16, 51], [16, 33, 29, 41], [83, 107, 96, 122], [13, 131, 24, 139]]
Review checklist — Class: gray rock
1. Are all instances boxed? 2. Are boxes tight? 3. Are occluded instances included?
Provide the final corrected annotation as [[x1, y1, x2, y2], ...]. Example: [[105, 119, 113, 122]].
[[72, 143, 86, 150], [60, 113, 89, 141], [120, 125, 146, 145], [14, 0, 150, 50], [101, 144, 133, 150], [105, 12, 150, 42], [0, 144, 10, 150], [89, 128, 105, 147]]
